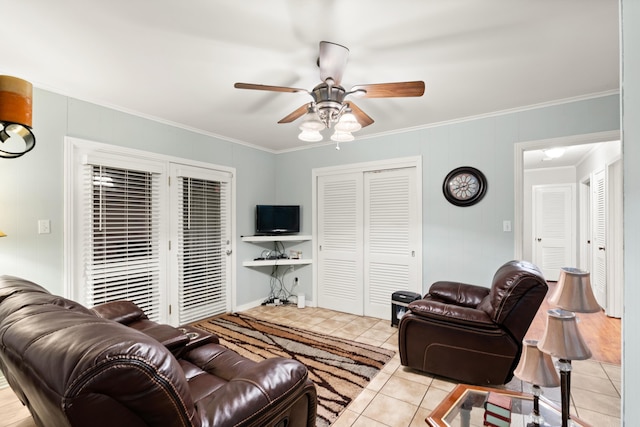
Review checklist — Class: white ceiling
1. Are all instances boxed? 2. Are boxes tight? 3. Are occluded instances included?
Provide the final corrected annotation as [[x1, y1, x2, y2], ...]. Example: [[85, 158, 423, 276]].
[[0, 0, 619, 152]]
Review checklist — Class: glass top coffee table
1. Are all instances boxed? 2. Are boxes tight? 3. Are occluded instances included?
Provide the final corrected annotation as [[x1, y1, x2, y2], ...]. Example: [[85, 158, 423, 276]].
[[426, 384, 591, 427]]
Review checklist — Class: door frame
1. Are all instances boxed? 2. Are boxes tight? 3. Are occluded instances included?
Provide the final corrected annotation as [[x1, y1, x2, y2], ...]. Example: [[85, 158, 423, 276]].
[[312, 156, 422, 309], [514, 130, 620, 259]]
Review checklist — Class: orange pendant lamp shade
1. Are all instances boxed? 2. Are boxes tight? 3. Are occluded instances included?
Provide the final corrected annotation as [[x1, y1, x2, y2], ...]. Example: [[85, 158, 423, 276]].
[[0, 75, 36, 159]]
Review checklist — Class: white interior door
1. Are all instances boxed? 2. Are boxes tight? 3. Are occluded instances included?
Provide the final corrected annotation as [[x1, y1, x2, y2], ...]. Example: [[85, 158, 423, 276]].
[[364, 168, 419, 319], [607, 159, 623, 318], [533, 184, 575, 281], [591, 169, 607, 308], [317, 173, 364, 315]]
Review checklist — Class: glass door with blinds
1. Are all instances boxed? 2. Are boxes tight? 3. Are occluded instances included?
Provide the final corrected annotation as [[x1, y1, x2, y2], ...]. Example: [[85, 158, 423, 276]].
[[67, 138, 234, 326], [169, 165, 232, 325]]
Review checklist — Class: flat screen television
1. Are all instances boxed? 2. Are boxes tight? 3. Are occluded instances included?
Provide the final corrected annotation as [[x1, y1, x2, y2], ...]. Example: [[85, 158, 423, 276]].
[[255, 205, 300, 235]]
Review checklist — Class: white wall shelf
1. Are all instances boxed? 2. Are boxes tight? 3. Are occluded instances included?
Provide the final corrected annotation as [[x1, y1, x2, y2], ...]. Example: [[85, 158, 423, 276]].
[[242, 258, 312, 267], [241, 234, 312, 268]]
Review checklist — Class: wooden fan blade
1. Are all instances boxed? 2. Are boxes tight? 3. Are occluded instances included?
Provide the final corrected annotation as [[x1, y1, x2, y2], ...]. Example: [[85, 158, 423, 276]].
[[346, 102, 374, 128], [351, 81, 425, 98], [234, 82, 307, 93], [278, 104, 310, 124], [319, 41, 349, 85]]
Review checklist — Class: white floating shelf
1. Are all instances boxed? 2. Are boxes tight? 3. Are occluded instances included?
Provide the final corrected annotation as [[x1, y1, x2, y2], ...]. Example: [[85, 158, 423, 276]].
[[242, 258, 313, 267]]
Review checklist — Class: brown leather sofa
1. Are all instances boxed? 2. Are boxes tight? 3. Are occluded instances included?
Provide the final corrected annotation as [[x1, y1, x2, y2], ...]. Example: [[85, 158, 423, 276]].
[[0, 275, 317, 427], [398, 260, 547, 385]]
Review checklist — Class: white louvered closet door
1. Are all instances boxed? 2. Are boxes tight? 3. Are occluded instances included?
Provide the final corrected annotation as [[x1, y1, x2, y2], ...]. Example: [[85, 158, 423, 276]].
[[317, 173, 364, 315], [84, 161, 164, 321], [364, 168, 418, 319], [591, 169, 607, 308], [171, 165, 232, 325]]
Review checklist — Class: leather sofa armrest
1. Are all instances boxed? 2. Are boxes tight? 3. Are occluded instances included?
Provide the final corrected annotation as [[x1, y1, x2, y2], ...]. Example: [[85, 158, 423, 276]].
[[428, 281, 490, 308], [199, 357, 311, 426], [91, 300, 147, 324], [407, 298, 496, 328]]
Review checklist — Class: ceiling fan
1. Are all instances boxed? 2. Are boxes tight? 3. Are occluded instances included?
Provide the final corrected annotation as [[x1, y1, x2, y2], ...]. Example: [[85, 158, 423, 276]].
[[234, 41, 425, 147]]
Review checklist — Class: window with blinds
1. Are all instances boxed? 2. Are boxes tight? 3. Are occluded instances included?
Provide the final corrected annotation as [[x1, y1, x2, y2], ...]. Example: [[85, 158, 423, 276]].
[[86, 165, 161, 320], [176, 175, 229, 324]]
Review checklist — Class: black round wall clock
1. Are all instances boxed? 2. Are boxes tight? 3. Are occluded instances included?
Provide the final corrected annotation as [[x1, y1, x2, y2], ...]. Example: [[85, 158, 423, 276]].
[[442, 166, 487, 207]]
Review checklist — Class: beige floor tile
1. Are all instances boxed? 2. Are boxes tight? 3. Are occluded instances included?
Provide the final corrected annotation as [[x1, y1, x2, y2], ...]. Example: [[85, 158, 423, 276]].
[[429, 377, 457, 393], [393, 367, 434, 387], [362, 394, 418, 427], [571, 371, 619, 397], [571, 387, 621, 417], [348, 388, 378, 414], [351, 414, 390, 427], [571, 359, 608, 378], [601, 362, 621, 382], [360, 327, 394, 342], [332, 409, 360, 427], [379, 376, 429, 406], [381, 357, 401, 375], [576, 406, 622, 427], [408, 406, 431, 427], [366, 371, 391, 392], [420, 386, 451, 411]]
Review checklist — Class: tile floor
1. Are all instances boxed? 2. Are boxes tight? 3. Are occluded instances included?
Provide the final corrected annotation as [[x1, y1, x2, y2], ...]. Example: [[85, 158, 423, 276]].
[[243, 304, 621, 427], [0, 304, 622, 427]]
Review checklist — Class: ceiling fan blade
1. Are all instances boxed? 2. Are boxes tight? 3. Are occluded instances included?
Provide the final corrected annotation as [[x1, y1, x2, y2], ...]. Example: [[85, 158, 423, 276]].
[[351, 81, 425, 98], [346, 102, 374, 128], [278, 104, 311, 124], [234, 82, 307, 93], [319, 41, 349, 85]]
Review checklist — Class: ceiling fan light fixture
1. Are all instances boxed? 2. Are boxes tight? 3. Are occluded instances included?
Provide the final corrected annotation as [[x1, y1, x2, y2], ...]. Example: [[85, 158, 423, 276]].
[[330, 130, 354, 142], [334, 111, 361, 133], [299, 111, 325, 132], [298, 129, 323, 142]]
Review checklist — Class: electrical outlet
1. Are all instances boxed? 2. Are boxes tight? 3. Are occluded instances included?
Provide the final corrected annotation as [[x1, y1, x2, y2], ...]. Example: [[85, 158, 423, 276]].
[[38, 219, 51, 234], [503, 220, 512, 232]]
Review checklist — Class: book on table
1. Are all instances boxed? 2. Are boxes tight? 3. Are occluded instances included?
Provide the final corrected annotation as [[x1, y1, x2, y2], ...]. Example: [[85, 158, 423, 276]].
[[483, 411, 510, 427], [484, 391, 512, 419]]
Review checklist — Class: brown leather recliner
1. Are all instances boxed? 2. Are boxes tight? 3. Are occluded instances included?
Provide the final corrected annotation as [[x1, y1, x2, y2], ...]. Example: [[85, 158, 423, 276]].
[[0, 275, 317, 427], [398, 260, 548, 385]]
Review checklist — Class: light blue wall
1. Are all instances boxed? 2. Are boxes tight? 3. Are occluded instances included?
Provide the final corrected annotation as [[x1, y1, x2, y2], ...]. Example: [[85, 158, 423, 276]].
[[0, 90, 277, 307], [275, 95, 620, 297], [622, 0, 639, 423]]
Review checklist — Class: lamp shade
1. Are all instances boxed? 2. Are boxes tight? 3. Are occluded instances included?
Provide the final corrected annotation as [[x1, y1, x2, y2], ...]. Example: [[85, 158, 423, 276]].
[[549, 267, 601, 313], [514, 339, 561, 387], [0, 75, 33, 127], [334, 111, 362, 133], [0, 75, 36, 159], [538, 309, 592, 360]]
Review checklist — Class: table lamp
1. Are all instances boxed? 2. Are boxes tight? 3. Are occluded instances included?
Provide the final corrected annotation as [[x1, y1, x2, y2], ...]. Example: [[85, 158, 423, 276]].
[[514, 339, 561, 427], [537, 267, 601, 427], [0, 230, 6, 237]]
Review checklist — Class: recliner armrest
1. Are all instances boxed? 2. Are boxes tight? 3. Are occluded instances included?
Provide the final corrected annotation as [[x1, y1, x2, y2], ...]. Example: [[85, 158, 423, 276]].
[[91, 300, 147, 324], [198, 357, 312, 426], [428, 281, 490, 308], [407, 298, 496, 328]]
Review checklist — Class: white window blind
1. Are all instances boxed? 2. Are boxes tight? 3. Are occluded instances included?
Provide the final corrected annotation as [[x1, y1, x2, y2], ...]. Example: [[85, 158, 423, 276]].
[[84, 164, 162, 321], [176, 174, 229, 324]]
